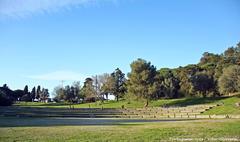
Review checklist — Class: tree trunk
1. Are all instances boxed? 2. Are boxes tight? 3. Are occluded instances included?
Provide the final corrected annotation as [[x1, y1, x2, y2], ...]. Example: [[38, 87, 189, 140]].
[[106, 93, 108, 101], [144, 99, 149, 108], [116, 94, 119, 101]]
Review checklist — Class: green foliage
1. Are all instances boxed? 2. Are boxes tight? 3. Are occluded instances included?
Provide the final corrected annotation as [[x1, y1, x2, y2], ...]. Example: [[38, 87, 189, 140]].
[[36, 85, 41, 99], [110, 68, 127, 101], [81, 78, 97, 102], [199, 52, 222, 65], [190, 72, 215, 97], [0, 85, 15, 106], [175, 65, 202, 97], [218, 65, 240, 95], [0, 91, 13, 106], [127, 58, 158, 102], [2, 42, 240, 105], [101, 74, 115, 97], [155, 69, 180, 98], [54, 82, 82, 103], [30, 87, 36, 101]]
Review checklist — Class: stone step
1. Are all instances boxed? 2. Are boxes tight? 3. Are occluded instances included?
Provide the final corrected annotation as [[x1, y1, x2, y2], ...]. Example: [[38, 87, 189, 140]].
[[1, 113, 123, 118], [0, 112, 124, 116], [0, 104, 219, 119]]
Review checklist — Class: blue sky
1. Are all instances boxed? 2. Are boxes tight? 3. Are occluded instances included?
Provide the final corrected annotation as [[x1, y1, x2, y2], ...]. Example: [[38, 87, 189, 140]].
[[0, 0, 240, 94]]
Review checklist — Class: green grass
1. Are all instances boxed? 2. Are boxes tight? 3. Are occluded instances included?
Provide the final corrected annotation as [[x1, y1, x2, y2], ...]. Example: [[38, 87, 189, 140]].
[[2, 97, 240, 141], [14, 96, 238, 107], [203, 97, 240, 115], [0, 118, 239, 142], [14, 97, 222, 108], [14, 96, 240, 115]]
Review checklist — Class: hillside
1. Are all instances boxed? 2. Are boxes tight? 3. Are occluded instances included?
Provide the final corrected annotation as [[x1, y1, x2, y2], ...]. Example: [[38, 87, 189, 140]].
[[15, 96, 240, 115]]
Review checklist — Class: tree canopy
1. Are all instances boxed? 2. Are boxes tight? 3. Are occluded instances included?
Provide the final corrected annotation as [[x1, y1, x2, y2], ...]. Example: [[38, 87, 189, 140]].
[[1, 42, 240, 106]]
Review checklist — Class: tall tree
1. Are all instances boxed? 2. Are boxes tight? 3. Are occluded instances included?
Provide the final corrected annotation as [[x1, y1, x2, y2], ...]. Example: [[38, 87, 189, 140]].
[[92, 75, 102, 100], [127, 58, 157, 106], [53, 82, 82, 103], [21, 85, 31, 101], [53, 86, 65, 102], [81, 78, 97, 102], [40, 88, 49, 102], [3, 84, 8, 89], [199, 52, 222, 65], [23, 85, 29, 95], [36, 85, 41, 100], [93, 73, 112, 101], [190, 72, 215, 97], [218, 65, 240, 95], [0, 86, 14, 106], [156, 69, 180, 98], [72, 81, 82, 101], [175, 65, 202, 97], [101, 74, 115, 100], [111, 68, 126, 101], [30, 87, 36, 101]]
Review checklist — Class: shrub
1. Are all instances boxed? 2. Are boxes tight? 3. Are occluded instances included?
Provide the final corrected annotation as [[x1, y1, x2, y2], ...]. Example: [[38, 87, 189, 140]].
[[0, 92, 13, 106]]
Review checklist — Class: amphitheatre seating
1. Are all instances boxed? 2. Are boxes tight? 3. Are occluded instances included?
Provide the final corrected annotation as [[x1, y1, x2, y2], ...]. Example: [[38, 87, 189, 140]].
[[0, 107, 124, 118], [120, 104, 219, 119], [0, 104, 239, 119]]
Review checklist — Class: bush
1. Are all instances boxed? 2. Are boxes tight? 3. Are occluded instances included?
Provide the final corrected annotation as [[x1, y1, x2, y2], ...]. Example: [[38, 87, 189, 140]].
[[0, 92, 13, 106]]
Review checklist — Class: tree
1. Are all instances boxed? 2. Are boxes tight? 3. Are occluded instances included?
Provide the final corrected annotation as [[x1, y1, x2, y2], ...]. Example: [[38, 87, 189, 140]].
[[218, 65, 240, 95], [53, 86, 65, 102], [63, 85, 79, 103], [63, 85, 72, 102], [111, 68, 126, 101], [53, 82, 82, 103], [30, 87, 36, 101], [127, 58, 157, 106], [3, 84, 8, 89], [0, 84, 14, 106], [190, 72, 215, 97], [0, 91, 13, 106], [21, 85, 31, 101], [14, 90, 24, 101], [92, 75, 102, 101], [40, 88, 49, 102], [223, 43, 240, 66], [72, 81, 82, 101], [156, 69, 180, 98], [175, 65, 202, 97], [101, 74, 115, 101], [199, 52, 222, 65], [36, 85, 41, 100], [92, 73, 113, 101], [23, 85, 29, 95], [81, 78, 97, 102]]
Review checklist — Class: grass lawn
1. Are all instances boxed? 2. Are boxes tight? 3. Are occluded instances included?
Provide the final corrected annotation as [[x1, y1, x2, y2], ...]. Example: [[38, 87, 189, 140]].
[[14, 97, 230, 108], [1, 97, 240, 141], [203, 97, 240, 115], [14, 96, 240, 115], [0, 118, 239, 142]]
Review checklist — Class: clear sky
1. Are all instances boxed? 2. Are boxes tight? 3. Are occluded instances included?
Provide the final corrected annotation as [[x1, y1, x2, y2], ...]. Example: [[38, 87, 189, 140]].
[[0, 0, 240, 94]]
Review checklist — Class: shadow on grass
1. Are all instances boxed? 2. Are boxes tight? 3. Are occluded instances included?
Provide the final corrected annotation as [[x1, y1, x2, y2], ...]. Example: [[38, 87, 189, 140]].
[[164, 97, 230, 107], [0, 117, 194, 128]]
